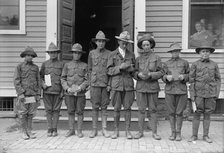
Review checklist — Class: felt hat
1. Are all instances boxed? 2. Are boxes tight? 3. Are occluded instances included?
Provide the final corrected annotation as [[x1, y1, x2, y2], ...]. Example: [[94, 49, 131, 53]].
[[92, 30, 109, 42], [195, 42, 215, 54], [115, 31, 133, 43], [167, 42, 182, 53], [20, 46, 37, 58], [137, 34, 156, 49], [70, 43, 86, 53], [46, 42, 60, 52]]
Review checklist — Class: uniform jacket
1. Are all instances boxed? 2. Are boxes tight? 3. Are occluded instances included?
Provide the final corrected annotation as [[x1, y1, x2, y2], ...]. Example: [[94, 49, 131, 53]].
[[88, 48, 110, 87], [134, 52, 163, 93], [14, 61, 41, 96], [189, 30, 214, 47], [107, 48, 135, 91], [61, 60, 88, 96], [189, 58, 221, 99], [40, 59, 64, 94], [162, 57, 190, 95]]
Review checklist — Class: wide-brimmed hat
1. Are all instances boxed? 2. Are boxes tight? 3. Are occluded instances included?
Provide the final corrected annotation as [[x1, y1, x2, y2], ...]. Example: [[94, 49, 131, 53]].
[[70, 43, 86, 53], [137, 34, 155, 49], [195, 42, 215, 54], [167, 42, 182, 53], [20, 46, 37, 58], [46, 42, 60, 52], [92, 30, 109, 42], [115, 31, 133, 43]]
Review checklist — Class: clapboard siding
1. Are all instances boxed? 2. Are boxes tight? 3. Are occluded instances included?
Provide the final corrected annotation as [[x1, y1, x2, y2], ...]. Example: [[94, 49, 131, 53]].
[[146, 0, 224, 98], [0, 0, 47, 96]]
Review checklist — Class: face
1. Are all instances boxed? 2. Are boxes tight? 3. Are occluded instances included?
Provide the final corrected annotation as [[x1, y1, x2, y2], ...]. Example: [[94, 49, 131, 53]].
[[48, 51, 59, 60], [141, 40, 151, 52], [96, 39, 106, 50], [72, 52, 82, 61], [171, 50, 180, 58], [195, 23, 202, 32], [199, 49, 211, 60], [24, 55, 34, 62], [118, 40, 128, 50]]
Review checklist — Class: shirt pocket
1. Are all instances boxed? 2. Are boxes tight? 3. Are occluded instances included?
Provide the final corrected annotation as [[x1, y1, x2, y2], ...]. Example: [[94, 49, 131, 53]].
[[148, 59, 156, 72]]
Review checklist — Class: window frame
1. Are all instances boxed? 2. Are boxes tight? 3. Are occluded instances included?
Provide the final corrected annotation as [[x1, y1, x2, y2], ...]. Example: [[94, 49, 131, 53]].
[[0, 0, 25, 34], [182, 0, 224, 53]]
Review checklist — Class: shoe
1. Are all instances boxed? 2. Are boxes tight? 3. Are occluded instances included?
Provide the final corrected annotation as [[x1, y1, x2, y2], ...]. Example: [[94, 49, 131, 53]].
[[27, 131, 36, 139], [22, 132, 29, 140], [175, 133, 182, 141], [52, 128, 58, 137], [77, 130, 84, 138], [126, 131, 133, 139], [169, 132, 176, 141], [111, 130, 119, 139], [203, 136, 212, 143], [188, 135, 197, 142], [47, 129, 52, 137], [134, 132, 143, 139], [89, 129, 97, 138], [102, 128, 110, 138], [152, 133, 161, 140], [65, 129, 75, 137]]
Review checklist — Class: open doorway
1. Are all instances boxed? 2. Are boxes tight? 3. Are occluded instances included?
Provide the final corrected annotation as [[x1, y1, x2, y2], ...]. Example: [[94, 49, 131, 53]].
[[75, 0, 122, 63]]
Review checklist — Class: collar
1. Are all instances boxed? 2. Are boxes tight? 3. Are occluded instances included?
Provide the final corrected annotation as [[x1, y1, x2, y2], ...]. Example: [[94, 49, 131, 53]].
[[200, 58, 210, 63], [118, 47, 125, 57], [171, 57, 180, 61], [24, 61, 33, 65]]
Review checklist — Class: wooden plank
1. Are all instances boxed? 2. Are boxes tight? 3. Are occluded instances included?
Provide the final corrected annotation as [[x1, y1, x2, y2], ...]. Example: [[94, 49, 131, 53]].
[[147, 22, 182, 27], [146, 1, 182, 6], [146, 11, 182, 17], [146, 6, 182, 11], [146, 16, 182, 22], [26, 1, 46, 6], [26, 17, 47, 21], [26, 6, 47, 11], [146, 27, 182, 32]]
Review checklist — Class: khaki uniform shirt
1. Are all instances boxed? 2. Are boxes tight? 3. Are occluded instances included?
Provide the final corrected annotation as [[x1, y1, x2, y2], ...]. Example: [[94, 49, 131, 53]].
[[14, 61, 41, 96]]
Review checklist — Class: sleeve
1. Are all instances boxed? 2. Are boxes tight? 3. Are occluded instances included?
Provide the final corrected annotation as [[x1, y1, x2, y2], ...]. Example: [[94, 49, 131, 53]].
[[39, 62, 45, 88], [161, 62, 169, 83], [13, 64, 25, 96], [133, 57, 140, 80], [215, 63, 221, 98], [150, 56, 164, 80], [189, 63, 197, 100], [61, 64, 69, 91], [107, 53, 121, 76], [80, 64, 89, 90], [87, 52, 92, 84], [182, 61, 190, 83], [36, 66, 41, 96]]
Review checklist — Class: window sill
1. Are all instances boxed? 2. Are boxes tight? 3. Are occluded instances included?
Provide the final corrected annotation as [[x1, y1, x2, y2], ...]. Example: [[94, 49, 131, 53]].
[[181, 49, 224, 54]]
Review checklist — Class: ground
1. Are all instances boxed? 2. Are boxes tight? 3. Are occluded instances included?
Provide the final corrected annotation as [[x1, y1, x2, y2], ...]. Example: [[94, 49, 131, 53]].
[[0, 118, 223, 153]]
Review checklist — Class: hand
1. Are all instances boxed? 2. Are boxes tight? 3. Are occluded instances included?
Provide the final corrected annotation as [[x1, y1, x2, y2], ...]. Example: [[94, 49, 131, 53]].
[[138, 72, 147, 80], [166, 75, 173, 82], [36, 95, 41, 102], [106, 86, 111, 92], [178, 75, 184, 81], [147, 72, 151, 78], [76, 86, 82, 93], [119, 63, 130, 70], [42, 83, 48, 89], [18, 94, 25, 102], [67, 88, 73, 94]]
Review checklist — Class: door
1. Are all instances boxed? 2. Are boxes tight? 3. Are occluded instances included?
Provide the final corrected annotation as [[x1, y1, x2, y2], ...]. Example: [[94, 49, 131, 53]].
[[122, 0, 134, 51], [58, 0, 75, 61]]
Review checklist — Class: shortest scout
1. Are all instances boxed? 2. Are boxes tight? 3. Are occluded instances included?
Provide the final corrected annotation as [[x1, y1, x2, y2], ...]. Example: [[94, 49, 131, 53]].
[[14, 46, 41, 140], [188, 42, 221, 143], [61, 43, 89, 138], [40, 42, 64, 137], [162, 43, 190, 141]]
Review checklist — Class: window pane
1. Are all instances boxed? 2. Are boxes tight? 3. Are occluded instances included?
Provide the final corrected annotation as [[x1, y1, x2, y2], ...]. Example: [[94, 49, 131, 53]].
[[189, 0, 224, 48], [0, 0, 19, 30]]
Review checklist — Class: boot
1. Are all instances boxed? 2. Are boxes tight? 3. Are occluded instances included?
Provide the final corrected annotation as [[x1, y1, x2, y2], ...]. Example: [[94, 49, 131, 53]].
[[89, 110, 98, 138], [101, 111, 110, 138], [52, 113, 59, 137], [65, 114, 75, 137], [169, 116, 176, 141], [203, 114, 212, 143], [52, 128, 58, 137], [147, 119, 152, 131], [125, 111, 133, 139], [134, 111, 145, 139], [46, 113, 53, 137], [21, 116, 29, 140], [47, 128, 53, 137], [27, 115, 36, 139], [188, 113, 200, 142], [111, 112, 120, 139], [77, 115, 84, 138], [151, 113, 161, 140], [176, 116, 183, 141]]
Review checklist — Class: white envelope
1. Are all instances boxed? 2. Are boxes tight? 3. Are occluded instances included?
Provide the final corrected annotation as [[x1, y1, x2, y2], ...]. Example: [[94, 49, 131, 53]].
[[45, 74, 52, 86], [24, 96, 36, 104]]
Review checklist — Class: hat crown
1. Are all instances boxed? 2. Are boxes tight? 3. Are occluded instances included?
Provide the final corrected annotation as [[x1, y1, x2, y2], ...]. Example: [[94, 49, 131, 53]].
[[119, 31, 131, 40], [25, 46, 34, 52], [95, 30, 106, 39], [169, 42, 181, 50], [199, 41, 213, 48], [72, 43, 82, 51], [48, 42, 58, 51]]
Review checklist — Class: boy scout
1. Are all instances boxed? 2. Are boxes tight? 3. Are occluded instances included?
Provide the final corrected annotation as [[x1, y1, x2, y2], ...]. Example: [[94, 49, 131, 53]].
[[107, 31, 135, 139], [40, 42, 64, 137], [88, 31, 111, 138], [134, 34, 163, 140], [188, 42, 221, 143], [14, 46, 41, 140], [61, 43, 89, 138], [162, 42, 190, 141]]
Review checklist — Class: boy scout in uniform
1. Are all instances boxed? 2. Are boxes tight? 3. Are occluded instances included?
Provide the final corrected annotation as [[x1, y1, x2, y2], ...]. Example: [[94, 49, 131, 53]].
[[61, 43, 89, 138], [40, 42, 64, 137], [162, 42, 190, 141], [88, 31, 111, 138], [107, 31, 135, 139], [14, 46, 41, 140], [134, 34, 163, 140], [188, 42, 221, 143]]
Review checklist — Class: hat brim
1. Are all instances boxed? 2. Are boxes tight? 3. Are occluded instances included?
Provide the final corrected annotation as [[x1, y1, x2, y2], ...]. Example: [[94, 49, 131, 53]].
[[46, 49, 61, 53], [20, 51, 37, 58], [137, 38, 155, 49], [195, 47, 215, 54], [167, 49, 182, 53], [115, 36, 134, 43], [70, 50, 86, 54], [92, 38, 109, 42]]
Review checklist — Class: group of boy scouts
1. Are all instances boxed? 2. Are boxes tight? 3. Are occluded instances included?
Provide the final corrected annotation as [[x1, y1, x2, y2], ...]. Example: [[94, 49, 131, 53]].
[[14, 30, 220, 144]]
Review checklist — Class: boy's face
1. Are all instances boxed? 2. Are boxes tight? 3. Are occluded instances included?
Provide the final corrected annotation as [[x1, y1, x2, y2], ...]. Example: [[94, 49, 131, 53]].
[[195, 23, 202, 32], [118, 40, 128, 50], [96, 39, 106, 50], [48, 52, 58, 60], [24, 55, 34, 62], [199, 49, 211, 60], [171, 50, 180, 58], [141, 40, 151, 52], [72, 52, 82, 61]]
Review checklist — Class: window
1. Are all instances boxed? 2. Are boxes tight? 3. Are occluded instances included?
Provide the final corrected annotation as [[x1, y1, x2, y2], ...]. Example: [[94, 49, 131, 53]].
[[0, 0, 25, 34]]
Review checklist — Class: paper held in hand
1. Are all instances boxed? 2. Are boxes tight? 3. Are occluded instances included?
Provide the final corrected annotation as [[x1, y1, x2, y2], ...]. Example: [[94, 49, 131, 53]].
[[24, 96, 36, 104], [45, 74, 52, 86], [192, 101, 197, 112]]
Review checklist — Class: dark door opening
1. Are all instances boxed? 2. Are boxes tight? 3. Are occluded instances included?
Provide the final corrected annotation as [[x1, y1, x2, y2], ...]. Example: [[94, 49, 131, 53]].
[[75, 0, 122, 63]]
